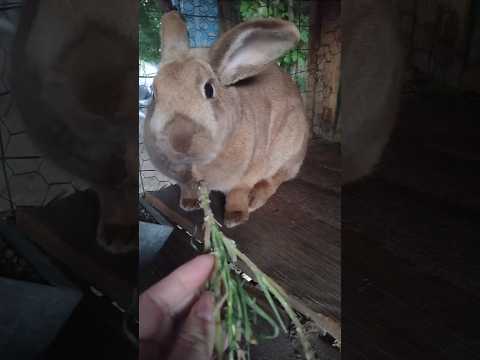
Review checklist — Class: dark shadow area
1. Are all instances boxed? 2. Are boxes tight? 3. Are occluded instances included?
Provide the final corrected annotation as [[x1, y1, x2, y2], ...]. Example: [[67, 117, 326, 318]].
[[343, 86, 480, 359]]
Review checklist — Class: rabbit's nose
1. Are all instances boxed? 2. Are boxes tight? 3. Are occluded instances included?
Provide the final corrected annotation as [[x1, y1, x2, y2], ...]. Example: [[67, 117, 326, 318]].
[[166, 114, 198, 154]]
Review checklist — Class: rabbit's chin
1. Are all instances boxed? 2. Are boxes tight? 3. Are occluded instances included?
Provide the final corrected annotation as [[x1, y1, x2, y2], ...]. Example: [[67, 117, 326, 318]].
[[160, 137, 223, 166], [167, 149, 217, 166]]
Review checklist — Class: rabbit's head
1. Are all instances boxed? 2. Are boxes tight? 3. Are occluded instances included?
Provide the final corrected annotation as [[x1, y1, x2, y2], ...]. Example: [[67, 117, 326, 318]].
[[146, 11, 300, 166]]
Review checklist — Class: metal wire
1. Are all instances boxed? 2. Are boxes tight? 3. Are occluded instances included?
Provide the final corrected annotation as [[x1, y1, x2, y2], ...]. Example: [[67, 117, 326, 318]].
[[0, 1, 85, 215]]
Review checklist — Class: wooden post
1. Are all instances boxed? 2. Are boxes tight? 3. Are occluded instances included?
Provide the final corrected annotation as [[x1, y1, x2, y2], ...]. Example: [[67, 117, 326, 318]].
[[306, 0, 341, 141], [158, 0, 174, 12], [218, 0, 239, 32]]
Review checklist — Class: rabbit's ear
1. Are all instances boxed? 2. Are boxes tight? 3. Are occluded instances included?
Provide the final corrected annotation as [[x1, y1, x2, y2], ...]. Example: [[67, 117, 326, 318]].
[[210, 19, 300, 85], [160, 11, 189, 62]]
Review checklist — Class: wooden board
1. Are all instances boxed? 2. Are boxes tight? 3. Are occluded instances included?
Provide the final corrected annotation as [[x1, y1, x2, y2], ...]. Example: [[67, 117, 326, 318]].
[[298, 141, 341, 194], [343, 182, 480, 359], [140, 210, 340, 359], [342, 92, 480, 358], [307, 0, 341, 140], [146, 139, 341, 340]]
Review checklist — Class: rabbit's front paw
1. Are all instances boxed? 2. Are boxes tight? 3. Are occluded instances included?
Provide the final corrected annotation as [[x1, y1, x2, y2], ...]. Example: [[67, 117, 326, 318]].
[[179, 182, 200, 211], [180, 197, 200, 211], [224, 210, 249, 228], [248, 180, 273, 212]]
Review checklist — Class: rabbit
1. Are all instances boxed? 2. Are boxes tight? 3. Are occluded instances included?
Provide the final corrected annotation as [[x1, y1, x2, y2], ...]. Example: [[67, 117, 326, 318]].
[[144, 11, 310, 228], [340, 0, 405, 183], [11, 0, 138, 253]]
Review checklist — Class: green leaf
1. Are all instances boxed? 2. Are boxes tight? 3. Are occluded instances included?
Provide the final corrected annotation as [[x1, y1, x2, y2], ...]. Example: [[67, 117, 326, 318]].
[[257, 276, 288, 333], [240, 2, 250, 14], [246, 297, 280, 340], [298, 56, 307, 69], [300, 29, 309, 43], [139, 0, 162, 63], [258, 5, 268, 18]]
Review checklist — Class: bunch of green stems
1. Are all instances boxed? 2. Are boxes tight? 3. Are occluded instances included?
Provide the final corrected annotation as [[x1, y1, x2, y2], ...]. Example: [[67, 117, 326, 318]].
[[198, 184, 314, 360]]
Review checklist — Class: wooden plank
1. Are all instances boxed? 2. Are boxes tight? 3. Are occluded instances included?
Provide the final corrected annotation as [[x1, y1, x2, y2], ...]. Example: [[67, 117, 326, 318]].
[[224, 182, 341, 338], [307, 0, 341, 140], [344, 178, 480, 295], [146, 186, 340, 340], [340, 88, 480, 358], [144, 192, 198, 234], [342, 162, 480, 359], [305, 139, 341, 172], [152, 225, 340, 359], [143, 141, 341, 339], [298, 139, 341, 194], [343, 228, 480, 359], [15, 190, 137, 309], [265, 178, 340, 229]]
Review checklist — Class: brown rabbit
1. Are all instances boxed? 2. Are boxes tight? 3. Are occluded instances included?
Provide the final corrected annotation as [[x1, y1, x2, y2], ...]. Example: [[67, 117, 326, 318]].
[[12, 0, 137, 253], [341, 0, 404, 183], [145, 11, 310, 228]]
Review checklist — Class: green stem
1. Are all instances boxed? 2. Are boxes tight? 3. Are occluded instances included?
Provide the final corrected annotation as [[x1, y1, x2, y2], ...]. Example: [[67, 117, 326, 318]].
[[198, 183, 314, 360]]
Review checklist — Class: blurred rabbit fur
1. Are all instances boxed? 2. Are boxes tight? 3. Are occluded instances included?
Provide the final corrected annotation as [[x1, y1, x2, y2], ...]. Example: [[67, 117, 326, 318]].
[[12, 0, 137, 253], [145, 11, 310, 228], [341, 0, 404, 183]]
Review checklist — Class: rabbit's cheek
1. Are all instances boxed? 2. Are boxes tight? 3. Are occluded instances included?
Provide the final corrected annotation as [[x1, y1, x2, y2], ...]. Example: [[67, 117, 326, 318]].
[[189, 130, 215, 159], [149, 106, 170, 135]]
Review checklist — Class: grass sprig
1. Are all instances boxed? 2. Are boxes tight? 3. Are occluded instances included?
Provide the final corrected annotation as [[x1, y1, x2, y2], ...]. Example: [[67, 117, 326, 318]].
[[199, 183, 314, 360]]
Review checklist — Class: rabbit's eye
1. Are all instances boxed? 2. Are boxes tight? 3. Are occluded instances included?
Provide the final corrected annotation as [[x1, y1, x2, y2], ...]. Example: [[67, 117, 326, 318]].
[[204, 82, 215, 99]]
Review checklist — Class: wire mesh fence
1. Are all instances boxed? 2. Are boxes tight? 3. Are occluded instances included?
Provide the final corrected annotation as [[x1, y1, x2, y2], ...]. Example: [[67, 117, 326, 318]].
[[0, 1, 89, 216]]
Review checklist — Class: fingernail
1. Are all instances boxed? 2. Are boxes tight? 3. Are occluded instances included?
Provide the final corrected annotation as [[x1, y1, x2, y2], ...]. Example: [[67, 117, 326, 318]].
[[196, 292, 214, 322]]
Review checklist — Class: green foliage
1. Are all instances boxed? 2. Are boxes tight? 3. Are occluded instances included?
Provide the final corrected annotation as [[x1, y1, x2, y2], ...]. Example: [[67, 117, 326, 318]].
[[239, 0, 310, 92], [139, 0, 162, 64]]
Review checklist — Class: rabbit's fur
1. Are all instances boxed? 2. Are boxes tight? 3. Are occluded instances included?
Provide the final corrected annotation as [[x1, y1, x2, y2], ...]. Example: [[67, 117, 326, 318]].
[[12, 0, 137, 253], [145, 11, 310, 227], [340, 0, 404, 183]]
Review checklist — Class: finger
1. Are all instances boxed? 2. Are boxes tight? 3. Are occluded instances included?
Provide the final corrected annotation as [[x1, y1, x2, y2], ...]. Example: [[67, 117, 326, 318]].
[[168, 292, 215, 360], [139, 292, 171, 343], [140, 254, 215, 341]]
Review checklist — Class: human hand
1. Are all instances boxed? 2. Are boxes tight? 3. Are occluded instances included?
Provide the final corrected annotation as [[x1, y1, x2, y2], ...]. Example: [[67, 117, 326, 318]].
[[140, 255, 215, 360]]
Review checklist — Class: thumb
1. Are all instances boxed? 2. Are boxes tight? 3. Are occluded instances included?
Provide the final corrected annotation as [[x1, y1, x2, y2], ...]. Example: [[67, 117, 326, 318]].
[[169, 292, 215, 360]]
